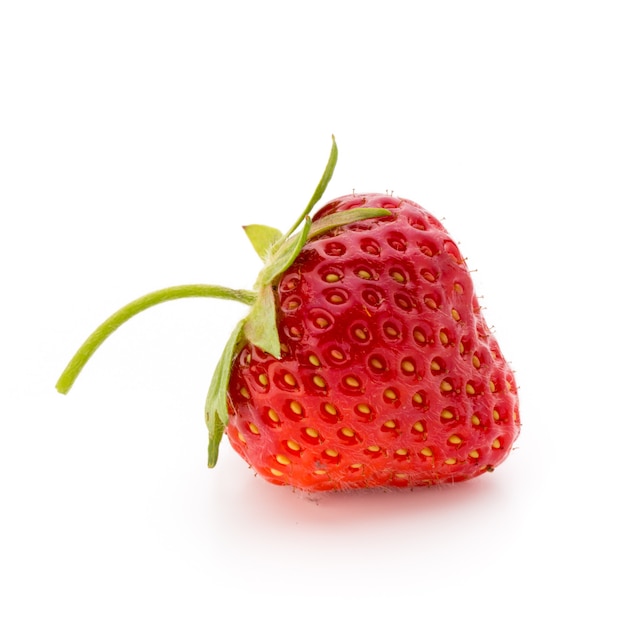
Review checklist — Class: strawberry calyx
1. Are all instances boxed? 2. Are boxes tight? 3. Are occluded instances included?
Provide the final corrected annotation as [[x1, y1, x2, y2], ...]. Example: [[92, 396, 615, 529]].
[[55, 136, 392, 468], [206, 137, 391, 465]]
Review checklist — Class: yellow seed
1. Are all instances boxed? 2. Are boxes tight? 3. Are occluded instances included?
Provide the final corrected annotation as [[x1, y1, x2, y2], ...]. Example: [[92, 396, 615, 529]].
[[472, 355, 481, 369], [385, 325, 399, 337], [493, 409, 500, 421], [325, 448, 339, 458], [448, 434, 462, 445], [329, 293, 344, 304], [459, 342, 465, 355], [414, 329, 426, 344], [357, 269, 372, 279], [367, 445, 381, 452], [385, 388, 398, 401], [324, 273, 340, 283], [290, 401, 303, 415], [305, 427, 319, 438], [391, 271, 406, 283], [315, 317, 329, 328], [383, 420, 396, 429], [345, 376, 360, 388], [240, 387, 251, 399], [324, 403, 338, 415], [471, 414, 480, 426], [469, 450, 480, 459], [308, 354, 321, 366], [451, 309, 461, 322], [420, 447, 433, 457], [330, 349, 345, 361], [276, 454, 291, 465], [422, 271, 436, 282], [370, 357, 384, 370], [492, 438, 502, 449], [430, 360, 442, 372], [395, 448, 408, 456], [237, 431, 246, 443], [248, 423, 260, 435], [440, 380, 453, 392], [350, 463, 363, 469], [439, 330, 449, 345], [356, 403, 371, 415], [401, 359, 415, 373], [354, 328, 368, 340], [341, 427, 355, 438], [466, 382, 476, 395], [412, 392, 424, 404], [412, 421, 425, 433], [284, 373, 297, 386], [314, 470, 327, 475], [444, 458, 457, 465], [313, 375, 326, 388], [425, 297, 438, 310], [258, 373, 268, 386], [268, 408, 280, 423], [489, 380, 496, 392], [270, 468, 284, 477], [441, 409, 454, 420], [286, 440, 301, 451], [454, 282, 464, 294]]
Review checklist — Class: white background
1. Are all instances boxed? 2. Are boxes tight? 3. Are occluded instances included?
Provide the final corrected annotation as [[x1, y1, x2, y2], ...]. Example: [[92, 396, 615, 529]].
[[2, 1, 624, 624]]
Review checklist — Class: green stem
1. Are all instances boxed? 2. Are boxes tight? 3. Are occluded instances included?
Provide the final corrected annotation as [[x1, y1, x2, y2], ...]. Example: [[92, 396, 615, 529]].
[[56, 284, 256, 394]]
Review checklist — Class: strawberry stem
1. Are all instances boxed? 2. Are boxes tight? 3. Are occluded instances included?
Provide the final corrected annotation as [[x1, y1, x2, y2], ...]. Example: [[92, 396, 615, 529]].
[[55, 136, 394, 471], [55, 284, 256, 394]]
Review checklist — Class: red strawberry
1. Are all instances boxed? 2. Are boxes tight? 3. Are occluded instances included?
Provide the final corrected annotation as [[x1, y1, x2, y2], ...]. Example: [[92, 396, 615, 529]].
[[56, 137, 519, 492], [226, 193, 520, 490]]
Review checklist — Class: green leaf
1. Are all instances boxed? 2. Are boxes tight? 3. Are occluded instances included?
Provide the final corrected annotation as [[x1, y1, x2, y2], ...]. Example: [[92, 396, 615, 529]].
[[243, 284, 281, 358], [207, 419, 226, 469], [205, 318, 246, 467], [256, 217, 312, 287], [308, 207, 392, 240], [243, 224, 283, 260], [282, 136, 338, 240]]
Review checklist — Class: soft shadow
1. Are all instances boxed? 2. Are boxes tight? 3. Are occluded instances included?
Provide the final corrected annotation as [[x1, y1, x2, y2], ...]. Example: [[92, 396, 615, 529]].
[[225, 469, 510, 529]]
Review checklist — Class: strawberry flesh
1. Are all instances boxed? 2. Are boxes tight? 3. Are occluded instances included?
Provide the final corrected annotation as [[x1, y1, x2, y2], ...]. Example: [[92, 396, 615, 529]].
[[227, 193, 520, 491]]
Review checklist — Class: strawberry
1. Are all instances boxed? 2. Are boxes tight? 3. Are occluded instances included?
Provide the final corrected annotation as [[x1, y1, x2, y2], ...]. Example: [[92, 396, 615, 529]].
[[57, 137, 520, 492]]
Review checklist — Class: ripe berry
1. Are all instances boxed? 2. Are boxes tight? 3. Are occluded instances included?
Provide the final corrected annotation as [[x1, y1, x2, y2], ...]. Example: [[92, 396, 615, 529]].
[[226, 192, 520, 490]]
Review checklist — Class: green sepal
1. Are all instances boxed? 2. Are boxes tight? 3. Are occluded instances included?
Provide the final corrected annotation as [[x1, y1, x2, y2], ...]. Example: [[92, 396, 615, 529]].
[[308, 207, 393, 239], [243, 224, 283, 260], [256, 217, 312, 287], [207, 419, 225, 469], [283, 136, 338, 240], [243, 284, 281, 358], [205, 318, 246, 467]]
